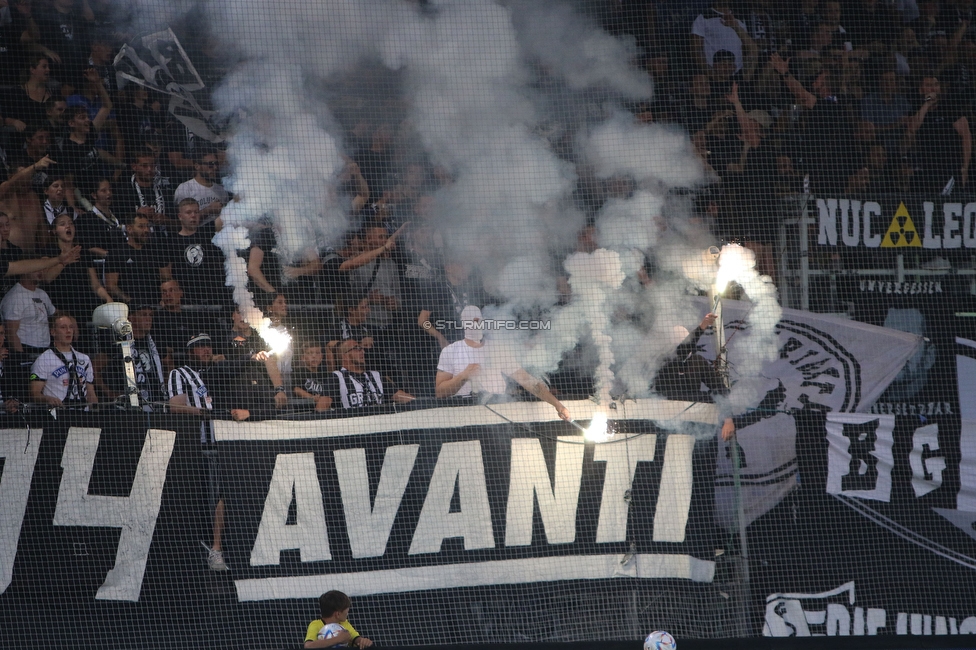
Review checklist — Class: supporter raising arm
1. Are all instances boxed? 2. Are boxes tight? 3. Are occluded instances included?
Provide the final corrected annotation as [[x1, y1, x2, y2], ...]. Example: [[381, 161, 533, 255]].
[[435, 306, 569, 421]]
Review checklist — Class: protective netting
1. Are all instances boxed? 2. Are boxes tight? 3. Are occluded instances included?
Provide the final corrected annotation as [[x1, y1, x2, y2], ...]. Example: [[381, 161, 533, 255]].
[[1, 1, 976, 649]]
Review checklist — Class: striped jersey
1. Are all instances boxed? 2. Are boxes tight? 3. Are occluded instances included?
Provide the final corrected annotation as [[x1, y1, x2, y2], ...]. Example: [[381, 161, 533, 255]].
[[167, 365, 214, 443], [332, 368, 384, 409]]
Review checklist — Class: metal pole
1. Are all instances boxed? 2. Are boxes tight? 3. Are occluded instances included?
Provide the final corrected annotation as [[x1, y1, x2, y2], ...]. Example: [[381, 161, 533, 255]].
[[799, 198, 811, 311], [710, 285, 750, 636], [118, 339, 141, 408]]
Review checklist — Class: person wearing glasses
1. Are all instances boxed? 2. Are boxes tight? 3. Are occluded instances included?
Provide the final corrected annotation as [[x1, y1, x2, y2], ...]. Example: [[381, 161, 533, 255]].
[[174, 148, 228, 225], [319, 338, 414, 411]]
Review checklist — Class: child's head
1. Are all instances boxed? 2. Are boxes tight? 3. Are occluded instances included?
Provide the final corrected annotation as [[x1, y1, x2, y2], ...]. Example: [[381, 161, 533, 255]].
[[300, 341, 323, 371], [319, 590, 351, 621]]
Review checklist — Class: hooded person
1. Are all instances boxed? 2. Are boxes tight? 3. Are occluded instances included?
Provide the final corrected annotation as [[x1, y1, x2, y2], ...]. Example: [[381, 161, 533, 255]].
[[435, 305, 569, 420]]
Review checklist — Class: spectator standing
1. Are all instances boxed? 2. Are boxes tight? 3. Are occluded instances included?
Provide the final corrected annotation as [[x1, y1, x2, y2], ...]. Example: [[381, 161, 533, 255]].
[[214, 309, 265, 361], [29, 311, 97, 409], [58, 96, 117, 194], [680, 73, 718, 136], [246, 224, 322, 303], [154, 279, 210, 369], [2, 271, 56, 354], [173, 149, 228, 225], [906, 74, 972, 194], [0, 213, 25, 271], [353, 124, 398, 202], [166, 333, 249, 572], [318, 224, 406, 306], [114, 152, 175, 232], [40, 212, 108, 326], [861, 70, 913, 154], [8, 126, 55, 196], [3, 56, 55, 133], [159, 198, 229, 306], [0, 324, 20, 413], [103, 213, 162, 306], [115, 85, 166, 153], [33, 0, 92, 80], [771, 52, 858, 195], [348, 224, 401, 332], [691, 0, 758, 78], [0, 0, 34, 87], [74, 178, 124, 257], [325, 293, 385, 376], [40, 176, 77, 227]]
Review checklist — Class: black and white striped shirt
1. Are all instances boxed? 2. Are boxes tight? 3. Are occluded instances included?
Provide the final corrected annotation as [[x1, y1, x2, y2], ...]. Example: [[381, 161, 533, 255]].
[[331, 368, 384, 409], [167, 365, 214, 443]]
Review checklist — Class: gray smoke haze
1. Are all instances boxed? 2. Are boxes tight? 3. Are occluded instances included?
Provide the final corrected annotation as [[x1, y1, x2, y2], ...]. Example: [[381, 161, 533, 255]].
[[119, 0, 783, 423]]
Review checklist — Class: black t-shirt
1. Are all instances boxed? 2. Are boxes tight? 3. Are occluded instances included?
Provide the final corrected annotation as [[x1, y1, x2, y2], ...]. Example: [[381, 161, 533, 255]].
[[214, 325, 265, 361], [248, 227, 283, 294], [105, 240, 163, 306], [802, 97, 857, 194], [75, 210, 124, 253], [0, 12, 29, 87], [115, 102, 166, 152], [153, 309, 214, 357], [354, 149, 397, 199], [114, 175, 175, 224], [326, 318, 371, 345], [159, 227, 229, 305], [3, 89, 48, 131], [319, 252, 350, 306], [290, 364, 331, 397], [41, 245, 98, 319], [915, 98, 966, 188], [58, 137, 101, 188], [34, 6, 90, 75], [200, 359, 276, 418]]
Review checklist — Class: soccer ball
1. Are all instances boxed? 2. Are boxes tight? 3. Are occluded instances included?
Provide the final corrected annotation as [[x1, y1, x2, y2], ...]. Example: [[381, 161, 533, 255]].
[[644, 630, 676, 650], [317, 623, 346, 641]]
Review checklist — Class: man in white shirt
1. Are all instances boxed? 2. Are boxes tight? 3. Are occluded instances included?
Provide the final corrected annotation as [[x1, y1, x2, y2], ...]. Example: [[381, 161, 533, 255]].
[[173, 149, 228, 224], [691, 1, 757, 74], [29, 311, 97, 408], [1, 271, 57, 353], [435, 305, 569, 420]]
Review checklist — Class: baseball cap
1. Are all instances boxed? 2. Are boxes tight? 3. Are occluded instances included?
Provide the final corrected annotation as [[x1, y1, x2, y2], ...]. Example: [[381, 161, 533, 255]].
[[186, 333, 212, 348]]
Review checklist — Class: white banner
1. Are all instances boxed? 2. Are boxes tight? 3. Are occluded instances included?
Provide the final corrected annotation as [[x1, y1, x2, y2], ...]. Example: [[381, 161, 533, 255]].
[[709, 303, 921, 529]]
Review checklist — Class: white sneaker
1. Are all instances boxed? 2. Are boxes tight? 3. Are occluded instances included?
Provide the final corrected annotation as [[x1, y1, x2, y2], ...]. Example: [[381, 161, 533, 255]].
[[201, 542, 228, 571], [921, 256, 951, 271]]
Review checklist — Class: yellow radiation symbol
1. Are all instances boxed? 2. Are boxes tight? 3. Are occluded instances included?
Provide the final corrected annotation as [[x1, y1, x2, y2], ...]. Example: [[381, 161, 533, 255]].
[[881, 202, 922, 247]]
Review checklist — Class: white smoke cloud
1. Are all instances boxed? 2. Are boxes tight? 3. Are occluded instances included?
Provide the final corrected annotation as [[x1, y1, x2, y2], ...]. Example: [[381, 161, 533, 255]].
[[509, 0, 653, 99], [586, 112, 708, 188], [118, 0, 784, 428]]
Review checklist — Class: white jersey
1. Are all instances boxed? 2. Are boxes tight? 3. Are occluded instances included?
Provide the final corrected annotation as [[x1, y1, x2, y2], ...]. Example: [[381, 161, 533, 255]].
[[436, 340, 486, 397], [30, 347, 94, 404], [1, 284, 56, 348]]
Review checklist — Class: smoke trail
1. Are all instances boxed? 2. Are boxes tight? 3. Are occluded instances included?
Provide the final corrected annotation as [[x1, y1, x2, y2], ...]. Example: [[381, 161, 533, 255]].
[[564, 248, 625, 404], [715, 244, 783, 412]]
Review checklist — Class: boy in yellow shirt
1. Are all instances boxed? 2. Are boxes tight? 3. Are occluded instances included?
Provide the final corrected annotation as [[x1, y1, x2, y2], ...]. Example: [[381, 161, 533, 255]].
[[304, 590, 373, 649]]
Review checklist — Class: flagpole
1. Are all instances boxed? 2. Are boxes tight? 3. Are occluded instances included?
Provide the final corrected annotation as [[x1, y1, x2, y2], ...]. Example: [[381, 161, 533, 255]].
[[711, 278, 750, 637]]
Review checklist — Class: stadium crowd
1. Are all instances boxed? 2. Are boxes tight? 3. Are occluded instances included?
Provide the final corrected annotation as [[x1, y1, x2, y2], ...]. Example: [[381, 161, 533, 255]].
[[0, 0, 969, 417]]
